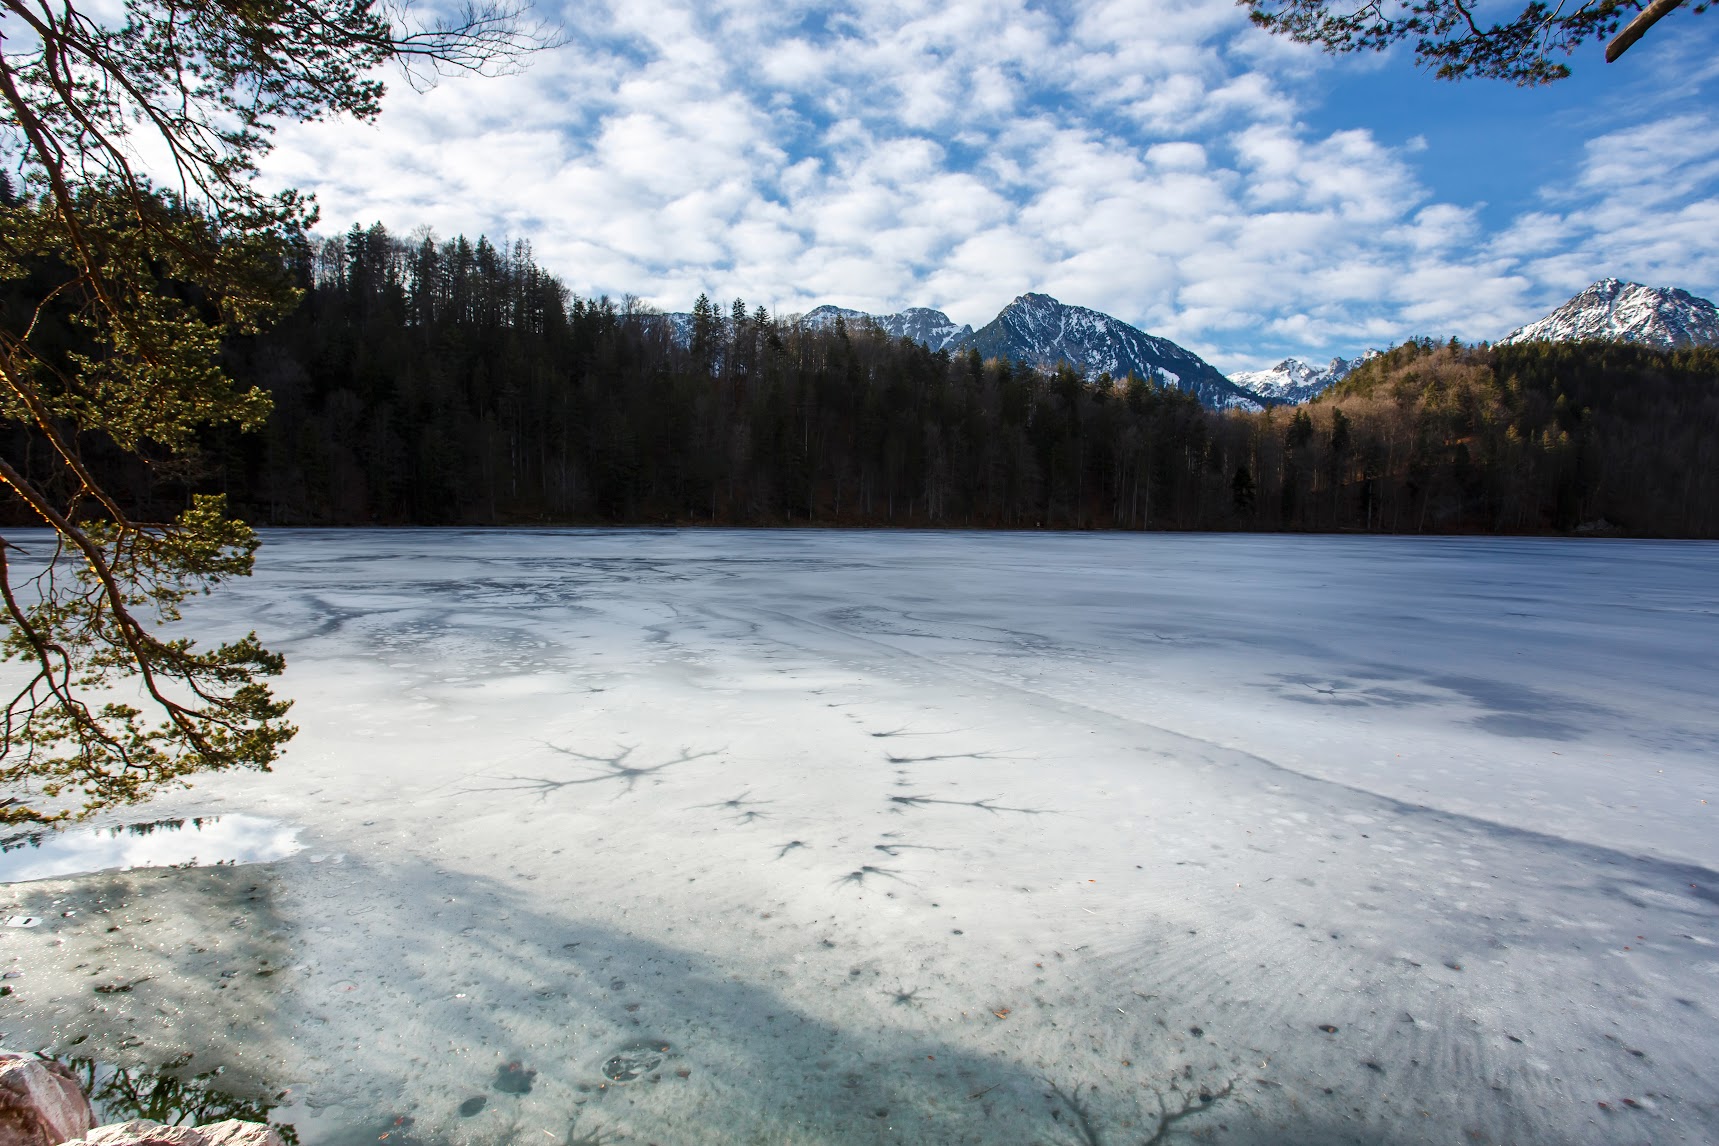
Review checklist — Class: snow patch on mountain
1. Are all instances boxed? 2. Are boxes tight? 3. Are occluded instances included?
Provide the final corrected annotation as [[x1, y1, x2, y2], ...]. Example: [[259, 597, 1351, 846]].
[[657, 292, 1353, 412], [801, 305, 974, 352], [1501, 279, 1719, 348], [662, 311, 696, 346], [964, 293, 1256, 409], [1229, 352, 1378, 405]]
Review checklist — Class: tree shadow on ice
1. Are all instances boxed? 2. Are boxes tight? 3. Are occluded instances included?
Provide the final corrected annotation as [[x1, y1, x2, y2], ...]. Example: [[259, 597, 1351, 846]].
[[250, 859, 1433, 1146], [1263, 668, 1596, 741], [269, 862, 1028, 1141], [3, 843, 1553, 1144], [1264, 673, 1441, 710], [4, 864, 299, 1118], [887, 793, 1052, 815], [1424, 673, 1591, 740], [458, 744, 722, 801], [883, 749, 1020, 765], [1047, 1078, 1240, 1146], [689, 790, 773, 824]]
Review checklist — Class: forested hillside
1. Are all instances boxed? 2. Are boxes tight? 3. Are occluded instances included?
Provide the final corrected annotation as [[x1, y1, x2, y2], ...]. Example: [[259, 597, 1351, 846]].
[[8, 222, 1717, 536], [217, 224, 1224, 530], [1301, 339, 1719, 536]]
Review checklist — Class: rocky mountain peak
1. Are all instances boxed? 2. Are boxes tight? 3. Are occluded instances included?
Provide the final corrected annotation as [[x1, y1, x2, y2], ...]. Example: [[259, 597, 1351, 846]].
[[1227, 350, 1378, 406], [671, 292, 1286, 410], [1501, 280, 1719, 347], [969, 293, 1260, 409], [802, 304, 973, 352]]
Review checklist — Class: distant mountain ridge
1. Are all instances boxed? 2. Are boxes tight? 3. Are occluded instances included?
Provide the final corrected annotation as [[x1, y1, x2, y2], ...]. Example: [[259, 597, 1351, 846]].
[[1501, 279, 1719, 347], [662, 294, 1418, 410], [663, 293, 1263, 409], [1227, 353, 1377, 405], [961, 293, 1260, 409], [802, 305, 973, 352]]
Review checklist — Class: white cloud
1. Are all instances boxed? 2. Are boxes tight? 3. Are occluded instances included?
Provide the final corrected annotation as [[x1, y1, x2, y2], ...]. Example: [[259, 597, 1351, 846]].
[[1488, 110, 1719, 316], [253, 0, 1719, 372]]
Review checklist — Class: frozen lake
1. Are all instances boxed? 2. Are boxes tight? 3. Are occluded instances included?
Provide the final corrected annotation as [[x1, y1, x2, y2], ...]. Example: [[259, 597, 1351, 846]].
[[4, 529, 1717, 1144]]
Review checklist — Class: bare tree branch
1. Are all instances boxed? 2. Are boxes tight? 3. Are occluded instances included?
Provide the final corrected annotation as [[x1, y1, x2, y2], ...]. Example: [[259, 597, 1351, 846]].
[[1243, 0, 1704, 84], [1607, 0, 1684, 58]]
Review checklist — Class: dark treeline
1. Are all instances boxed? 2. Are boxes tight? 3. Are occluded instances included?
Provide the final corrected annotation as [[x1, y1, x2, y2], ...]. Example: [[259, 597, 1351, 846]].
[[10, 221, 1719, 536], [1290, 339, 1719, 537], [218, 223, 1225, 530]]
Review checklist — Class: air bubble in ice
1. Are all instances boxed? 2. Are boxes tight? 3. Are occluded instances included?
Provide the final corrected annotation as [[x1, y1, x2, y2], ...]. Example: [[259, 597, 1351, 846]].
[[602, 1041, 669, 1082]]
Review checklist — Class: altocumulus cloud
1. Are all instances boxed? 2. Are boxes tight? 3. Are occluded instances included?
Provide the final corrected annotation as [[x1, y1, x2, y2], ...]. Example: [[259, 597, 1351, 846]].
[[258, 0, 1719, 371]]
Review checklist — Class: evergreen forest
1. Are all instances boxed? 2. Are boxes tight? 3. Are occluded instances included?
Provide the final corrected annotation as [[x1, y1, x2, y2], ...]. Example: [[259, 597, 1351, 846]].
[[10, 222, 1719, 537]]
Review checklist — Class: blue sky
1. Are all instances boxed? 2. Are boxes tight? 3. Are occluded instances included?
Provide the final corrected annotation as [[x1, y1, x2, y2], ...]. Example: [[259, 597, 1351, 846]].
[[261, 0, 1719, 372]]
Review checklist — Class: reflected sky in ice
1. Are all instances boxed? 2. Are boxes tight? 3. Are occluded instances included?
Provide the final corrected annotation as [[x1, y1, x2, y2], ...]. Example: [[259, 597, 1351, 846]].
[[3, 530, 1717, 1144]]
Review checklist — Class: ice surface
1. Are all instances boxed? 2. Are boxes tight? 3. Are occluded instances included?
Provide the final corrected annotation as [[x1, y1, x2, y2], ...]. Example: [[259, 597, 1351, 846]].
[[3, 529, 1716, 1144], [0, 816, 302, 883]]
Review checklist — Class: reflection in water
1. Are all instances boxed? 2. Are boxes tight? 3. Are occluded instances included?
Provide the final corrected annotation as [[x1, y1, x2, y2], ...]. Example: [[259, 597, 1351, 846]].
[[71, 1055, 298, 1144], [0, 815, 302, 882]]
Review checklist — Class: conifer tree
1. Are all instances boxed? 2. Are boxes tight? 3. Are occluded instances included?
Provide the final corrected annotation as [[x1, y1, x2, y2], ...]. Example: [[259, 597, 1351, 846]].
[[1231, 465, 1257, 514], [0, 1, 549, 825]]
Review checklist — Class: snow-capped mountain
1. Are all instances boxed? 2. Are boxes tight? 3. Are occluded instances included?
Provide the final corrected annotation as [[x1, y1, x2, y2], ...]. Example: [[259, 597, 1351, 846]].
[[660, 292, 1304, 410], [1228, 352, 1377, 405], [962, 293, 1257, 409], [660, 312, 696, 346], [802, 305, 974, 352], [1500, 279, 1719, 347]]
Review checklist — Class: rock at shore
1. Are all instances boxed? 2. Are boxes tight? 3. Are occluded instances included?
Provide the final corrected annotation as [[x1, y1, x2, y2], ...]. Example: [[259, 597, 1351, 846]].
[[81, 1124, 203, 1146], [62, 1123, 284, 1146], [183, 1123, 284, 1146], [0, 1053, 93, 1146], [0, 1056, 282, 1146]]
